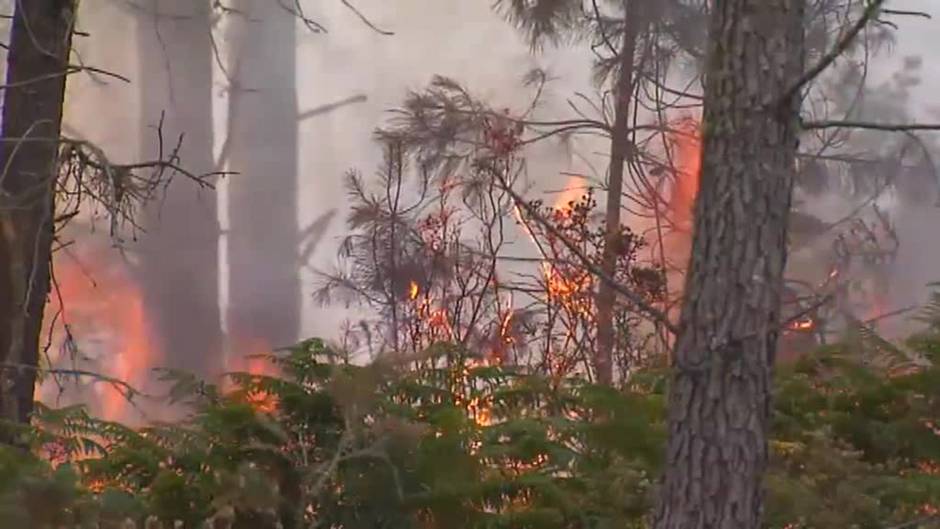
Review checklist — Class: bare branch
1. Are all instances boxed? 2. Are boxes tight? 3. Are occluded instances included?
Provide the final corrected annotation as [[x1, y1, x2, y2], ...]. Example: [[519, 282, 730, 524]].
[[298, 94, 368, 121], [881, 8, 931, 19], [780, 0, 886, 105], [340, 0, 394, 35], [802, 120, 940, 132]]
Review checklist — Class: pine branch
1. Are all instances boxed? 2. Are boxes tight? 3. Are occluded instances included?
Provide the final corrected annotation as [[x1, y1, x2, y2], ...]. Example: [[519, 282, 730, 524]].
[[780, 0, 887, 104]]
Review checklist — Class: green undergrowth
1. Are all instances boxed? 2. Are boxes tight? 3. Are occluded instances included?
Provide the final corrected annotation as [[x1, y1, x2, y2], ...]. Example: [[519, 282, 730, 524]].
[[1, 333, 938, 528]]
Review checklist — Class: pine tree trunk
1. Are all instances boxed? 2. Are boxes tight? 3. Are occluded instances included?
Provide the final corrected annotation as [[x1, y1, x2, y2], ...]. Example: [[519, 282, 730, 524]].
[[137, 0, 222, 379], [653, 1, 805, 528], [595, 0, 639, 386], [0, 0, 76, 432], [225, 1, 301, 356]]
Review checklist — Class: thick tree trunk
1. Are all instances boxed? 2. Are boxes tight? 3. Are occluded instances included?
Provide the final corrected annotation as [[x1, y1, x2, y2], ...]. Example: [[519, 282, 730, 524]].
[[653, 1, 805, 528], [0, 0, 76, 431], [225, 2, 300, 356], [595, 0, 639, 385], [137, 0, 222, 379]]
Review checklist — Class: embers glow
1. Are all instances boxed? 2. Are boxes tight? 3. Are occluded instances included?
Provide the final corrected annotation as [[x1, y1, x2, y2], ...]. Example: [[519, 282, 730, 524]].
[[228, 338, 278, 414], [789, 318, 815, 331], [405, 279, 455, 342], [542, 263, 591, 314], [463, 356, 495, 428]]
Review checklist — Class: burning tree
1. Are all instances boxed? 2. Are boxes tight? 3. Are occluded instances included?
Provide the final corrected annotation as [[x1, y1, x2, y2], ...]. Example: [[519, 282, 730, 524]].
[[316, 76, 667, 383], [0, 1, 227, 437], [518, 190, 666, 377]]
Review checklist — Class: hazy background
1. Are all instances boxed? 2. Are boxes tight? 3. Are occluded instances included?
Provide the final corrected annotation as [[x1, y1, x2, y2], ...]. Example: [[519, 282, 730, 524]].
[[25, 0, 940, 396]]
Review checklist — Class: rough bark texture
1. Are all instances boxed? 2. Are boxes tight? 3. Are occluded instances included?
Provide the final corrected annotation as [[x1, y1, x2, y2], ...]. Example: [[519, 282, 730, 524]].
[[594, 0, 638, 386], [226, 1, 301, 354], [137, 0, 222, 379], [0, 0, 75, 430], [653, 1, 805, 528]]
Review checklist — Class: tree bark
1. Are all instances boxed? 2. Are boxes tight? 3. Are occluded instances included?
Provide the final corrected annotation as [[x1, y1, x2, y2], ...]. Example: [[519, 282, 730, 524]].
[[653, 1, 805, 528], [594, 0, 639, 386], [0, 0, 76, 432], [225, 1, 301, 356], [136, 0, 222, 380]]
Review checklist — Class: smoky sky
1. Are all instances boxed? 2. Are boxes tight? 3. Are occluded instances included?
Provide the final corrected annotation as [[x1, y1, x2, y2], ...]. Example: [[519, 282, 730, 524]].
[[25, 0, 940, 347]]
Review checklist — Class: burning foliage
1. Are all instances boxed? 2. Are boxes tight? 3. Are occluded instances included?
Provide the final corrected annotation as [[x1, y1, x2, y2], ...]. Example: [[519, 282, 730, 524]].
[[5, 336, 940, 528], [318, 80, 667, 383], [517, 189, 666, 378]]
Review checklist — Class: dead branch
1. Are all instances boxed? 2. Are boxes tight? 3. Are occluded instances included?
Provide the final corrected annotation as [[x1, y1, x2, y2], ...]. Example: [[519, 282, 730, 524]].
[[340, 0, 394, 35], [802, 120, 940, 132], [780, 0, 887, 104], [298, 94, 368, 121], [0, 362, 152, 402]]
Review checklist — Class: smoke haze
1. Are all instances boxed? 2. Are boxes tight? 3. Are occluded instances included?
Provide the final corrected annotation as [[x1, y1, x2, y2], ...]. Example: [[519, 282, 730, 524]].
[[10, 0, 940, 415]]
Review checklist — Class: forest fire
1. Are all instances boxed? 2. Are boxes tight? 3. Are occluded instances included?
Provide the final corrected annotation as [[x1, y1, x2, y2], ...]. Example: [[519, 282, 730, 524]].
[[226, 337, 279, 414], [554, 175, 588, 214], [463, 357, 494, 427], [789, 318, 815, 331], [43, 246, 160, 423], [666, 117, 701, 235], [43, 241, 281, 419], [540, 183, 594, 310], [656, 116, 702, 290]]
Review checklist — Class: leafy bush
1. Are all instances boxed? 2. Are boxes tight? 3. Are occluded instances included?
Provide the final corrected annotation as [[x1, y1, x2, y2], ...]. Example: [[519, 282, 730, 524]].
[[2, 336, 938, 528]]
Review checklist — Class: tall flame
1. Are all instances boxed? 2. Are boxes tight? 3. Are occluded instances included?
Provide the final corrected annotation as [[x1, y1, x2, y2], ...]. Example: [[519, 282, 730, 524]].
[[43, 246, 160, 422], [668, 118, 701, 234], [657, 116, 702, 322]]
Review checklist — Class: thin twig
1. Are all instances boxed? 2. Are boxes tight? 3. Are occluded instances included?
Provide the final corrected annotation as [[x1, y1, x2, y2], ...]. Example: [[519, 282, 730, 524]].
[[803, 120, 940, 132], [340, 0, 394, 35], [780, 0, 886, 104]]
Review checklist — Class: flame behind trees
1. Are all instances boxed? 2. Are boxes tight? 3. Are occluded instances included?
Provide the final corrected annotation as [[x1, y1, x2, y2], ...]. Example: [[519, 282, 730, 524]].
[[317, 77, 666, 383], [39, 243, 160, 423], [662, 117, 702, 270], [316, 72, 898, 387], [522, 190, 666, 377]]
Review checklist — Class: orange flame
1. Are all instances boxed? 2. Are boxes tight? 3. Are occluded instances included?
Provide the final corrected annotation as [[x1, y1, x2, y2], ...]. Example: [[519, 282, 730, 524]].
[[789, 318, 815, 331], [668, 118, 701, 233], [463, 357, 495, 427], [655, 117, 702, 325], [553, 175, 587, 212], [44, 247, 160, 422], [227, 338, 278, 414], [408, 280, 420, 300]]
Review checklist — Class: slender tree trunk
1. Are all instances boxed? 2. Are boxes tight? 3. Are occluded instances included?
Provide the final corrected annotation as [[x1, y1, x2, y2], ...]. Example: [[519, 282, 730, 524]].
[[653, 1, 805, 528], [0, 0, 76, 432], [595, 0, 639, 385], [225, 1, 300, 355], [137, 0, 221, 379]]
